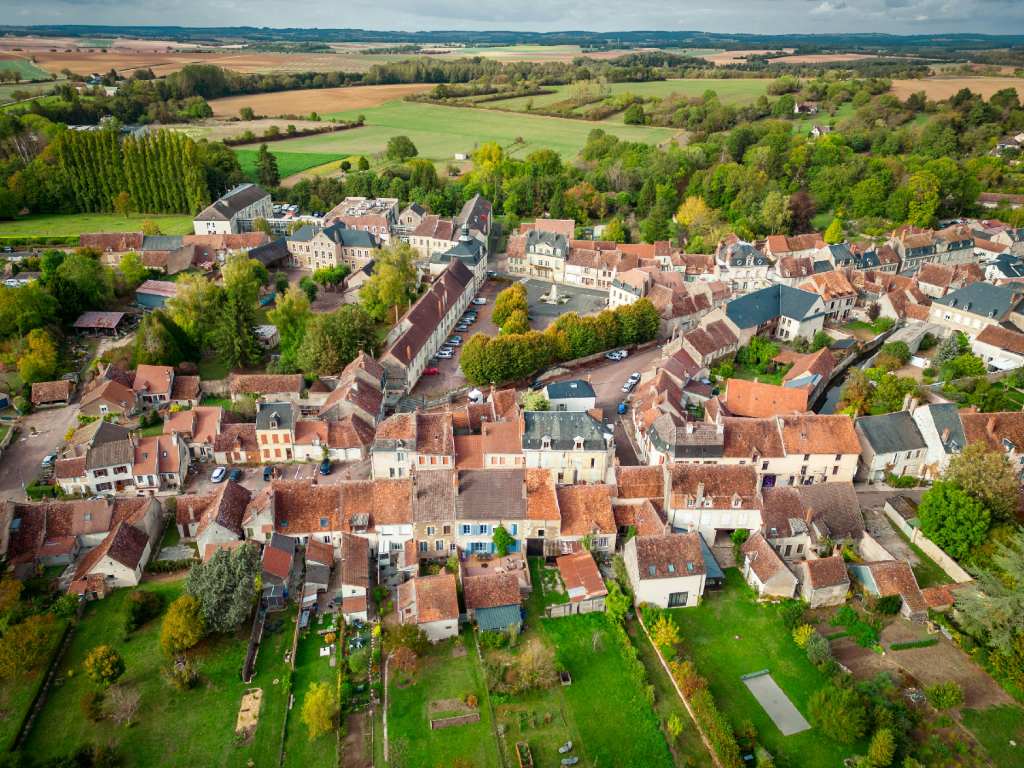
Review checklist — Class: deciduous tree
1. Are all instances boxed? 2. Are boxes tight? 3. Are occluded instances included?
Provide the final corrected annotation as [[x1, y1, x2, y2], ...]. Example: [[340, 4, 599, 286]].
[[160, 594, 205, 656], [166, 273, 223, 349], [267, 285, 310, 373], [17, 328, 58, 384], [917, 481, 990, 560], [84, 645, 125, 687], [945, 443, 1019, 522], [295, 304, 376, 375], [301, 681, 337, 740], [359, 242, 418, 323]]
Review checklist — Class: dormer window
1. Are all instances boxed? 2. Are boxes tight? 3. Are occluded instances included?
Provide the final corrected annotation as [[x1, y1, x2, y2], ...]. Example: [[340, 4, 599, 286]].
[[573, 437, 584, 450], [541, 435, 551, 450], [320, 517, 329, 528], [731, 494, 742, 509], [703, 498, 712, 508], [648, 565, 657, 576], [686, 497, 695, 508]]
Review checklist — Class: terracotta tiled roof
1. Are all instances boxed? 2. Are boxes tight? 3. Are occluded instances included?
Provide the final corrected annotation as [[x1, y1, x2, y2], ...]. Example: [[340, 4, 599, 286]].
[[615, 465, 664, 501], [171, 375, 200, 402], [213, 423, 258, 454], [976, 325, 1024, 356], [401, 573, 459, 623], [778, 414, 860, 455], [960, 410, 1024, 452], [341, 532, 370, 589], [723, 417, 786, 459], [416, 412, 455, 455], [556, 551, 608, 602], [411, 469, 457, 524], [262, 542, 293, 581], [633, 533, 705, 579], [229, 373, 303, 396], [556, 484, 615, 536], [799, 270, 856, 301], [668, 464, 760, 509], [272, 481, 342, 535], [133, 364, 174, 397], [80, 378, 135, 410], [374, 413, 416, 442], [612, 500, 666, 536], [480, 418, 522, 455], [54, 456, 87, 480], [783, 348, 834, 385], [724, 379, 810, 418], [742, 532, 792, 584], [454, 434, 484, 469], [802, 555, 849, 588], [464, 572, 521, 609], [80, 232, 143, 251], [863, 560, 926, 614], [30, 380, 73, 405], [74, 521, 150, 579], [164, 406, 221, 446], [524, 469, 559, 521]]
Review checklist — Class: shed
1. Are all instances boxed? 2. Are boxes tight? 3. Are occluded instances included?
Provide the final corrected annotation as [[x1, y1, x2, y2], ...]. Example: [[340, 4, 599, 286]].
[[136, 280, 178, 309], [74, 311, 126, 335], [475, 604, 522, 633]]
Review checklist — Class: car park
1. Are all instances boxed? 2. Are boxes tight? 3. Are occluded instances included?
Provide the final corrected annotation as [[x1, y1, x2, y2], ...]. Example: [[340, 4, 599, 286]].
[[211, 466, 227, 483]]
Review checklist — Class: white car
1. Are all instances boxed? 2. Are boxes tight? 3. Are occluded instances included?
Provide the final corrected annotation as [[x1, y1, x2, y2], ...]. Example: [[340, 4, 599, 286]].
[[211, 466, 227, 483], [41, 453, 57, 468], [472, 297, 488, 305]]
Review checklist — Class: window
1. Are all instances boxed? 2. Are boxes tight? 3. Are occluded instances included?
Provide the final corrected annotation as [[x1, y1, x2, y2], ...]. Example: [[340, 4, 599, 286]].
[[594, 537, 609, 549], [835, 453, 842, 461], [803, 454, 810, 461], [443, 525, 451, 535], [784, 544, 792, 557], [418, 541, 428, 553], [832, 466, 839, 476], [667, 592, 688, 608], [461, 525, 471, 535], [762, 461, 769, 471], [272, 433, 279, 444], [115, 465, 128, 475], [426, 526, 435, 536], [435, 540, 444, 551], [537, 529, 545, 538], [797, 544, 804, 554], [275, 448, 281, 458], [94, 468, 108, 477]]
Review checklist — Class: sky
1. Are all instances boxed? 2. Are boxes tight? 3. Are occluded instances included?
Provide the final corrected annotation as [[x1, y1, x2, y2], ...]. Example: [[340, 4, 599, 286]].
[[2, 0, 1024, 35]]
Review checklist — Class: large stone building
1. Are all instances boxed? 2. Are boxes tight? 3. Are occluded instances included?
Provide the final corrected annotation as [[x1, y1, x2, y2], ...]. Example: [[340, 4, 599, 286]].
[[193, 184, 272, 235]]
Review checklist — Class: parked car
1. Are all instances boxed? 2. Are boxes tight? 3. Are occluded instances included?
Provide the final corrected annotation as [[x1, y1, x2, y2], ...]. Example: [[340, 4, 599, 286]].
[[472, 297, 487, 305], [604, 350, 626, 361], [455, 324, 471, 333], [263, 466, 273, 481], [423, 367, 440, 376], [211, 466, 227, 483], [436, 349, 454, 359], [228, 468, 242, 482], [487, 270, 498, 278], [621, 373, 641, 393], [448, 337, 462, 346], [41, 453, 57, 468], [617, 401, 628, 415], [319, 459, 331, 476]]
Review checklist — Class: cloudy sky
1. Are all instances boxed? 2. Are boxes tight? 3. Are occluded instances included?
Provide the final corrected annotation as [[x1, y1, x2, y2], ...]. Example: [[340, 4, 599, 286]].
[[3, 0, 1023, 34]]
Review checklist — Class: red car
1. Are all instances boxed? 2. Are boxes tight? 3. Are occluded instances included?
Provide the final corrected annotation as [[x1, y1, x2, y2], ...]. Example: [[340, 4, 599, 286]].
[[423, 367, 440, 376]]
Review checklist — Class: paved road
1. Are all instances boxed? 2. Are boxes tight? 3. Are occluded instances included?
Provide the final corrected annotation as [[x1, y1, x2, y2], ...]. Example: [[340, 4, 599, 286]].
[[0, 406, 79, 501]]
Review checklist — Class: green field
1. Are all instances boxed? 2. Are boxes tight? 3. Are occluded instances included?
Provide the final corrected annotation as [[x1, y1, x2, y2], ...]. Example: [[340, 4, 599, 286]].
[[0, 81, 55, 105], [282, 617, 339, 768], [0, 57, 51, 81], [484, 78, 772, 113], [0, 212, 194, 238], [21, 580, 289, 768], [669, 569, 864, 768], [0, 617, 68, 752], [234, 100, 675, 162], [234, 149, 344, 180], [961, 705, 1024, 768]]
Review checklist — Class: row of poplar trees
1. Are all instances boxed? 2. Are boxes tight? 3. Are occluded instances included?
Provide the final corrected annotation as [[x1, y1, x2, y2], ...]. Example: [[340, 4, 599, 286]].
[[53, 129, 210, 215]]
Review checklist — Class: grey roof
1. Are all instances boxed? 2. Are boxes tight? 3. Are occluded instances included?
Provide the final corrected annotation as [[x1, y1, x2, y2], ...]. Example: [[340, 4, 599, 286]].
[[699, 537, 725, 581], [648, 414, 725, 460], [249, 238, 289, 266], [726, 285, 822, 330], [457, 193, 491, 233], [86, 438, 135, 470], [433, 226, 483, 266], [290, 222, 378, 249], [826, 243, 854, 265], [921, 403, 966, 454], [77, 420, 131, 448], [813, 260, 833, 273], [857, 251, 881, 269], [991, 254, 1024, 279], [305, 562, 331, 587], [256, 401, 295, 431], [544, 379, 596, 400], [475, 604, 521, 631], [269, 532, 297, 555], [194, 183, 269, 222], [525, 229, 568, 256], [934, 282, 1022, 320], [724, 241, 767, 266], [455, 469, 526, 521], [856, 411, 926, 455], [141, 235, 183, 251], [522, 411, 610, 451]]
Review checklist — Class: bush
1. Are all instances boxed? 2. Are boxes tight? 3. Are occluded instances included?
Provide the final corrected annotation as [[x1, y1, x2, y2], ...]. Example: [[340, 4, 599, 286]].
[[792, 624, 816, 648], [925, 681, 964, 710], [805, 632, 832, 667], [84, 645, 125, 687], [889, 638, 938, 651], [870, 594, 903, 615], [884, 474, 919, 489], [808, 685, 868, 744], [163, 657, 200, 690], [779, 600, 807, 631], [122, 589, 163, 636]]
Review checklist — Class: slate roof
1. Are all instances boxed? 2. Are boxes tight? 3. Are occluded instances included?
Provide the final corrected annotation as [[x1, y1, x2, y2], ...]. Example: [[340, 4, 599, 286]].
[[933, 282, 1022, 319], [920, 403, 965, 454], [522, 411, 610, 451], [85, 438, 135, 470], [726, 285, 822, 329], [194, 183, 268, 222], [249, 238, 290, 267], [256, 401, 295, 431], [544, 379, 596, 400], [856, 411, 927, 455]]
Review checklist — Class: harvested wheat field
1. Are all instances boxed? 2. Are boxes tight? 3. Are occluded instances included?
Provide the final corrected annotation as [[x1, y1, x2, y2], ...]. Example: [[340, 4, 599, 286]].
[[701, 49, 794, 65], [166, 118, 332, 141], [207, 84, 433, 118], [890, 77, 1024, 101], [769, 53, 889, 64]]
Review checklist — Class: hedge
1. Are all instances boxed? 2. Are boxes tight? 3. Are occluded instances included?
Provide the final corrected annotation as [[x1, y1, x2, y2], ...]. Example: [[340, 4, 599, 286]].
[[0, 235, 80, 246], [668, 658, 743, 767], [889, 638, 939, 651]]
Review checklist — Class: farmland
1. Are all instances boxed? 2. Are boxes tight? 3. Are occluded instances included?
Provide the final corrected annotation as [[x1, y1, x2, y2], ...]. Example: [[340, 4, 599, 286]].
[[233, 100, 676, 163], [207, 84, 434, 118], [482, 78, 772, 112], [234, 149, 346, 180], [889, 77, 1024, 101], [0, 54, 52, 81]]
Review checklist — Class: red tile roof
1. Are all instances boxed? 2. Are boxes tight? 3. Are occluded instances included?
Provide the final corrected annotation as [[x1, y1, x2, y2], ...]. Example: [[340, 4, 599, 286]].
[[30, 379, 73, 405], [556, 484, 615, 536], [633, 533, 705, 579], [802, 555, 849, 588], [556, 551, 608, 602], [463, 572, 521, 609], [400, 573, 459, 622], [724, 379, 810, 418]]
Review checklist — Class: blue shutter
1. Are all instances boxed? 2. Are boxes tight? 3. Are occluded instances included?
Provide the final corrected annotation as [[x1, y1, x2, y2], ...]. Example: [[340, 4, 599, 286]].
[[511, 523, 518, 535]]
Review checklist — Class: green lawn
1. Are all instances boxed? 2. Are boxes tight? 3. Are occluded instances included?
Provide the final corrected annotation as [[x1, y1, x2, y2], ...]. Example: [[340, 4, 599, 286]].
[[0, 617, 69, 752], [527, 556, 569, 610], [961, 705, 1024, 768], [282, 615, 339, 768], [792, 103, 856, 135], [627, 621, 713, 767], [234, 149, 343, 181], [387, 632, 501, 768], [234, 100, 674, 162], [21, 580, 284, 768], [139, 419, 165, 437], [539, 614, 674, 768], [0, 213, 193, 238], [0, 57, 51, 81], [0, 81, 55, 105], [198, 357, 232, 381], [669, 569, 864, 768], [484, 78, 771, 113], [729, 361, 791, 386]]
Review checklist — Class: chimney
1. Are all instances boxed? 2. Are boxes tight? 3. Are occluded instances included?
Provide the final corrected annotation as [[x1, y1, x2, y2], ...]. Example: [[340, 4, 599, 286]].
[[901, 393, 913, 412], [696, 481, 705, 501], [941, 427, 950, 443], [908, 397, 920, 412], [685, 422, 694, 435], [987, 416, 997, 438]]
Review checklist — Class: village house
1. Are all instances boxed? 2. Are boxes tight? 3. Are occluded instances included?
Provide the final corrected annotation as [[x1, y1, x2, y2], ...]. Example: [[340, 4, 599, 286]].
[[555, 483, 617, 554], [972, 324, 1024, 370], [397, 573, 460, 642], [340, 532, 371, 622], [261, 533, 297, 606], [719, 379, 811, 419], [717, 237, 772, 294], [78, 378, 137, 419], [764, 233, 825, 262], [371, 412, 455, 479], [623, 533, 707, 608], [555, 550, 608, 614], [761, 483, 863, 560], [928, 282, 1024, 338], [521, 410, 615, 484], [132, 434, 188, 495], [506, 219, 576, 279], [64, 421, 131, 461], [542, 380, 597, 412], [163, 406, 222, 461], [285, 222, 379, 272], [229, 373, 305, 403], [193, 183, 272, 235], [177, 481, 252, 560], [523, 468, 562, 556], [677, 317, 740, 366], [848, 559, 927, 620], [55, 437, 136, 496], [132, 364, 174, 407], [724, 285, 827, 343], [411, 469, 458, 560], [665, 464, 763, 547], [428, 225, 488, 292], [916, 262, 984, 299], [740, 531, 798, 599], [463, 571, 522, 633], [797, 554, 851, 607], [799, 270, 856, 323], [453, 468, 529, 555], [855, 410, 928, 482], [959, 410, 1024, 480], [911, 403, 966, 479], [213, 424, 260, 465], [256, 402, 295, 462]]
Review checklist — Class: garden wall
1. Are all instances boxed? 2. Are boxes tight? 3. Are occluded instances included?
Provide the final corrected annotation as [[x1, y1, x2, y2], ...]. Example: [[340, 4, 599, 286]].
[[429, 712, 480, 729], [199, 379, 230, 396], [882, 503, 973, 583]]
